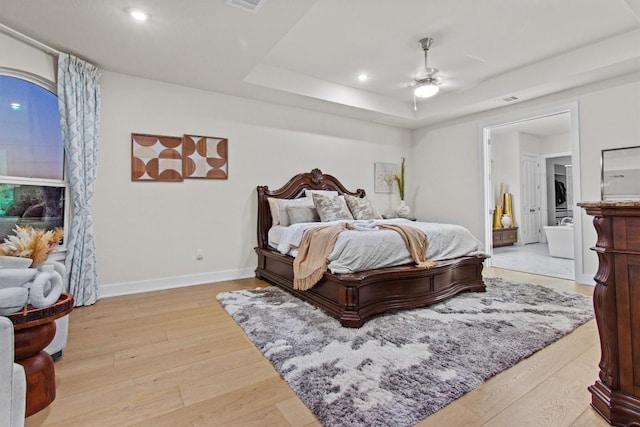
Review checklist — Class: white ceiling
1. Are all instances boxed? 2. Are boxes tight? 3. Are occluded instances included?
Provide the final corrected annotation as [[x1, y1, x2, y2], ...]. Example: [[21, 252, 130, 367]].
[[1, 0, 639, 129]]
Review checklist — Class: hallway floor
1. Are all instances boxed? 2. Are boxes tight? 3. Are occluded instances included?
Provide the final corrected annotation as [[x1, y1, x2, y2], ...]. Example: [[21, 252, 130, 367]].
[[490, 242, 575, 280]]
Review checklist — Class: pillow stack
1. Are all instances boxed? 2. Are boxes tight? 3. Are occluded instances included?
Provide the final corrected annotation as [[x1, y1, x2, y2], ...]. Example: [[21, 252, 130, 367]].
[[311, 193, 353, 222], [343, 194, 382, 220], [268, 197, 316, 226], [268, 190, 383, 227]]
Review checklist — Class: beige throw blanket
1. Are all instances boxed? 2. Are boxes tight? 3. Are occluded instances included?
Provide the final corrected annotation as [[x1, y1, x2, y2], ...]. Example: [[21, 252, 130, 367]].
[[293, 222, 434, 291], [293, 223, 348, 291], [377, 224, 435, 269]]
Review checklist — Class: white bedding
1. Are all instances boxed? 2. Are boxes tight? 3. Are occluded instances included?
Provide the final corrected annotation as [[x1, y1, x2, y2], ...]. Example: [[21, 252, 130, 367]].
[[268, 225, 286, 249], [271, 218, 486, 274]]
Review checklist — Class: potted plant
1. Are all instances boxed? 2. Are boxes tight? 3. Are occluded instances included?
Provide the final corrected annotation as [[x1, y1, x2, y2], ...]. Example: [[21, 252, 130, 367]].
[[394, 158, 410, 217], [0, 225, 63, 267]]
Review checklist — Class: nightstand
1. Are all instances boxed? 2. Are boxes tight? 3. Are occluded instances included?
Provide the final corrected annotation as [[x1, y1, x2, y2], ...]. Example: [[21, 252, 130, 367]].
[[492, 227, 518, 247]]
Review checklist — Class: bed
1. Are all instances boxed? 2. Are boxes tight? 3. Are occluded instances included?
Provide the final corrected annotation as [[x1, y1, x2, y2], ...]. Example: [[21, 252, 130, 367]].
[[255, 168, 488, 327]]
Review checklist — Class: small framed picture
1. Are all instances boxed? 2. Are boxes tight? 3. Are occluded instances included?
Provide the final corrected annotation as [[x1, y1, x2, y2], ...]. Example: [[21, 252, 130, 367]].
[[374, 162, 399, 193]]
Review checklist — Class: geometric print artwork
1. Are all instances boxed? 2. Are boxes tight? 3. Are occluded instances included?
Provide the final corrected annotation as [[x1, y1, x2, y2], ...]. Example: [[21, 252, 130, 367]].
[[131, 133, 183, 181], [182, 134, 228, 179]]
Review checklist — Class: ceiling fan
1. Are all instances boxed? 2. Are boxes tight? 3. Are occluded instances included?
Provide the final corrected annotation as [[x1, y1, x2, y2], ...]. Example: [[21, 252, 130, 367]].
[[410, 37, 441, 109]]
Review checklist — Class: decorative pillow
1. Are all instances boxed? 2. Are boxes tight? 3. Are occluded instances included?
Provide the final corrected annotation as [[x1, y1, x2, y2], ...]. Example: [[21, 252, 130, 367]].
[[344, 194, 383, 220], [304, 189, 339, 199], [268, 197, 315, 226], [280, 198, 315, 226], [267, 197, 282, 226], [312, 193, 354, 222], [286, 205, 320, 224]]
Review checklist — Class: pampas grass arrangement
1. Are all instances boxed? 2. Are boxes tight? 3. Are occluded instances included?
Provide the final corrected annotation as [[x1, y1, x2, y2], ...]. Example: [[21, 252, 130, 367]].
[[394, 157, 406, 201], [0, 225, 63, 267]]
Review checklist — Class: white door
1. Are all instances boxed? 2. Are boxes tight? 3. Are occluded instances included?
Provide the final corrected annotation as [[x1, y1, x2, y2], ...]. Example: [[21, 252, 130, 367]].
[[520, 155, 541, 244]]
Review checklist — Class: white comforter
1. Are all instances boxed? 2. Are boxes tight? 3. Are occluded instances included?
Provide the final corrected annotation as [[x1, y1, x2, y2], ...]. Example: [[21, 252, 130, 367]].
[[273, 218, 486, 274]]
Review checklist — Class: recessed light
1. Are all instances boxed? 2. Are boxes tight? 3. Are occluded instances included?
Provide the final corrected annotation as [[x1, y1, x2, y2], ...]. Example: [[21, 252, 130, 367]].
[[358, 73, 368, 82], [10, 103, 21, 110], [126, 8, 150, 21]]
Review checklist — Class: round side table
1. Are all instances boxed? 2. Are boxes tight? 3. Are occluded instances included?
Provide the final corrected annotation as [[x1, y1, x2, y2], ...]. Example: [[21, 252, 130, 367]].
[[7, 293, 74, 417]]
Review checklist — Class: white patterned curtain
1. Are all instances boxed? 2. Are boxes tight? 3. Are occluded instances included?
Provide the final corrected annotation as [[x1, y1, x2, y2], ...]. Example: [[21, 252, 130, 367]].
[[57, 53, 101, 306]]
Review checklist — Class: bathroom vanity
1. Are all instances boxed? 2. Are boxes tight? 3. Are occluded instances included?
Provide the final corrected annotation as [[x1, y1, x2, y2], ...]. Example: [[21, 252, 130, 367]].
[[579, 201, 640, 425]]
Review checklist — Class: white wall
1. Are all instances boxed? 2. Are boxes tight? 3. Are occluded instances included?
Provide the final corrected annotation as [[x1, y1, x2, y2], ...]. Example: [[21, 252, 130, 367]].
[[491, 132, 519, 230], [491, 133, 519, 201], [576, 77, 640, 277], [491, 132, 543, 244], [541, 132, 571, 154], [520, 133, 542, 155], [411, 123, 486, 235], [96, 72, 412, 295], [2, 32, 412, 296], [412, 72, 640, 284]]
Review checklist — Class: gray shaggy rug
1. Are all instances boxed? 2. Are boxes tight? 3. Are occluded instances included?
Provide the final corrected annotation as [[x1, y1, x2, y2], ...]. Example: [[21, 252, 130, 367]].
[[217, 277, 593, 427]]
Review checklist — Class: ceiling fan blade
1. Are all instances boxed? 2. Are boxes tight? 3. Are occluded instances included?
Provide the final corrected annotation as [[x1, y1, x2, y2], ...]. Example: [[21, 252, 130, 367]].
[[439, 53, 487, 72]]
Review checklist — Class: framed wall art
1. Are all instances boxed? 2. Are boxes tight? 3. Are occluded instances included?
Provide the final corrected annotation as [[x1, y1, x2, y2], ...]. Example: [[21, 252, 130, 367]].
[[601, 146, 640, 200], [374, 162, 399, 193], [182, 134, 228, 179], [131, 133, 183, 182]]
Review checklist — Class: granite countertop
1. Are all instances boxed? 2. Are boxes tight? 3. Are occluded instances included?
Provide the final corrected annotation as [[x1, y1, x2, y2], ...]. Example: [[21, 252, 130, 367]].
[[578, 200, 640, 208]]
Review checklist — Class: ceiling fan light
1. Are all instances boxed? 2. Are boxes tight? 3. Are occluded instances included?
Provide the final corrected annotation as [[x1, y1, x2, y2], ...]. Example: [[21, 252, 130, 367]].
[[126, 8, 150, 21], [414, 82, 439, 98]]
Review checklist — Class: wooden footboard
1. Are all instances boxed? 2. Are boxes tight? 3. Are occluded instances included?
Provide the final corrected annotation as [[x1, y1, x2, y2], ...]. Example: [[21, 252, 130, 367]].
[[255, 247, 486, 327]]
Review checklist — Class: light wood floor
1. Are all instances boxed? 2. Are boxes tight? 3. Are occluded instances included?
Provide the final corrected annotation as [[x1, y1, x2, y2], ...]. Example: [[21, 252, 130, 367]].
[[25, 268, 610, 427]]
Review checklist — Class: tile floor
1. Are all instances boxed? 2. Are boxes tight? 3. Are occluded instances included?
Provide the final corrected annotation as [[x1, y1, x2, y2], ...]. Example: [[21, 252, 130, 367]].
[[490, 242, 575, 280]]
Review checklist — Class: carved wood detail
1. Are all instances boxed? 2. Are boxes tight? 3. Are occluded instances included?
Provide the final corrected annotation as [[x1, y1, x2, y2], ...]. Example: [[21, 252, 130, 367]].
[[592, 216, 620, 389], [580, 201, 640, 426], [256, 169, 365, 250], [256, 169, 487, 327]]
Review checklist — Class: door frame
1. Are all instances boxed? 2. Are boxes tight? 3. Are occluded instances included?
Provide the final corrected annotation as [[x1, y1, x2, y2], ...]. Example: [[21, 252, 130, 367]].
[[479, 102, 588, 283]]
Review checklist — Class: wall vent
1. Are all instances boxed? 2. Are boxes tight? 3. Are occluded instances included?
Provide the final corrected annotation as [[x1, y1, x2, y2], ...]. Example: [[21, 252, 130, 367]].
[[502, 96, 519, 102], [227, 0, 265, 13]]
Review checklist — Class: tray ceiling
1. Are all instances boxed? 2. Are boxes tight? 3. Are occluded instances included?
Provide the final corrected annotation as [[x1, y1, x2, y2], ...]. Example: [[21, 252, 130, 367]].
[[1, 0, 639, 129]]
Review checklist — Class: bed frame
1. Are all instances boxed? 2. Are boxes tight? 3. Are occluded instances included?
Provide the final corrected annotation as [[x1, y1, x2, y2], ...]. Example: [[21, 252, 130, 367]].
[[255, 168, 487, 327]]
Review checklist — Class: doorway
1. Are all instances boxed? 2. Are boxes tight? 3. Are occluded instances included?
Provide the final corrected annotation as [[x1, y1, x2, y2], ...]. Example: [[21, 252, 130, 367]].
[[481, 105, 582, 281], [520, 154, 542, 245]]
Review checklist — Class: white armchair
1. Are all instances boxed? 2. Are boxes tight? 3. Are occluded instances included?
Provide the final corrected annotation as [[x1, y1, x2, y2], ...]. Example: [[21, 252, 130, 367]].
[[0, 316, 26, 427]]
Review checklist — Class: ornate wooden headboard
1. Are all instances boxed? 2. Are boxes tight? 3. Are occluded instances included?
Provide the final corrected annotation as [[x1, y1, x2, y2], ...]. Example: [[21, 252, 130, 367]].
[[256, 168, 365, 249]]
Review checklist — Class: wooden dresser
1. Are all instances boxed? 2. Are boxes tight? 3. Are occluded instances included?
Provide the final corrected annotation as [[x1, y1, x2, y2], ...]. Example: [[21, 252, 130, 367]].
[[492, 227, 518, 247], [579, 201, 640, 425]]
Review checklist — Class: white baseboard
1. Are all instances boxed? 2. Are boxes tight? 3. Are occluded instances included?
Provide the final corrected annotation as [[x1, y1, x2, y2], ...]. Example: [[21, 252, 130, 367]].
[[97, 268, 597, 297], [575, 272, 596, 286], [99, 267, 256, 298]]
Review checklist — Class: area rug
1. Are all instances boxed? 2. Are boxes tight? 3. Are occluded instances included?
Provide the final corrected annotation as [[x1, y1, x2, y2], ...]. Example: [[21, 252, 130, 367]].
[[216, 277, 593, 427]]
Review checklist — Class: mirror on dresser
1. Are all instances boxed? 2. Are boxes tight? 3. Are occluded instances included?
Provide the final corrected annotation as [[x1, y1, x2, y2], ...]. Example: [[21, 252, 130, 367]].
[[601, 146, 640, 200]]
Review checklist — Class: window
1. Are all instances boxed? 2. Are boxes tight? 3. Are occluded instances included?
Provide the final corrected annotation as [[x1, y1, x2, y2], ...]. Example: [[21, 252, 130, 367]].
[[0, 71, 67, 243]]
